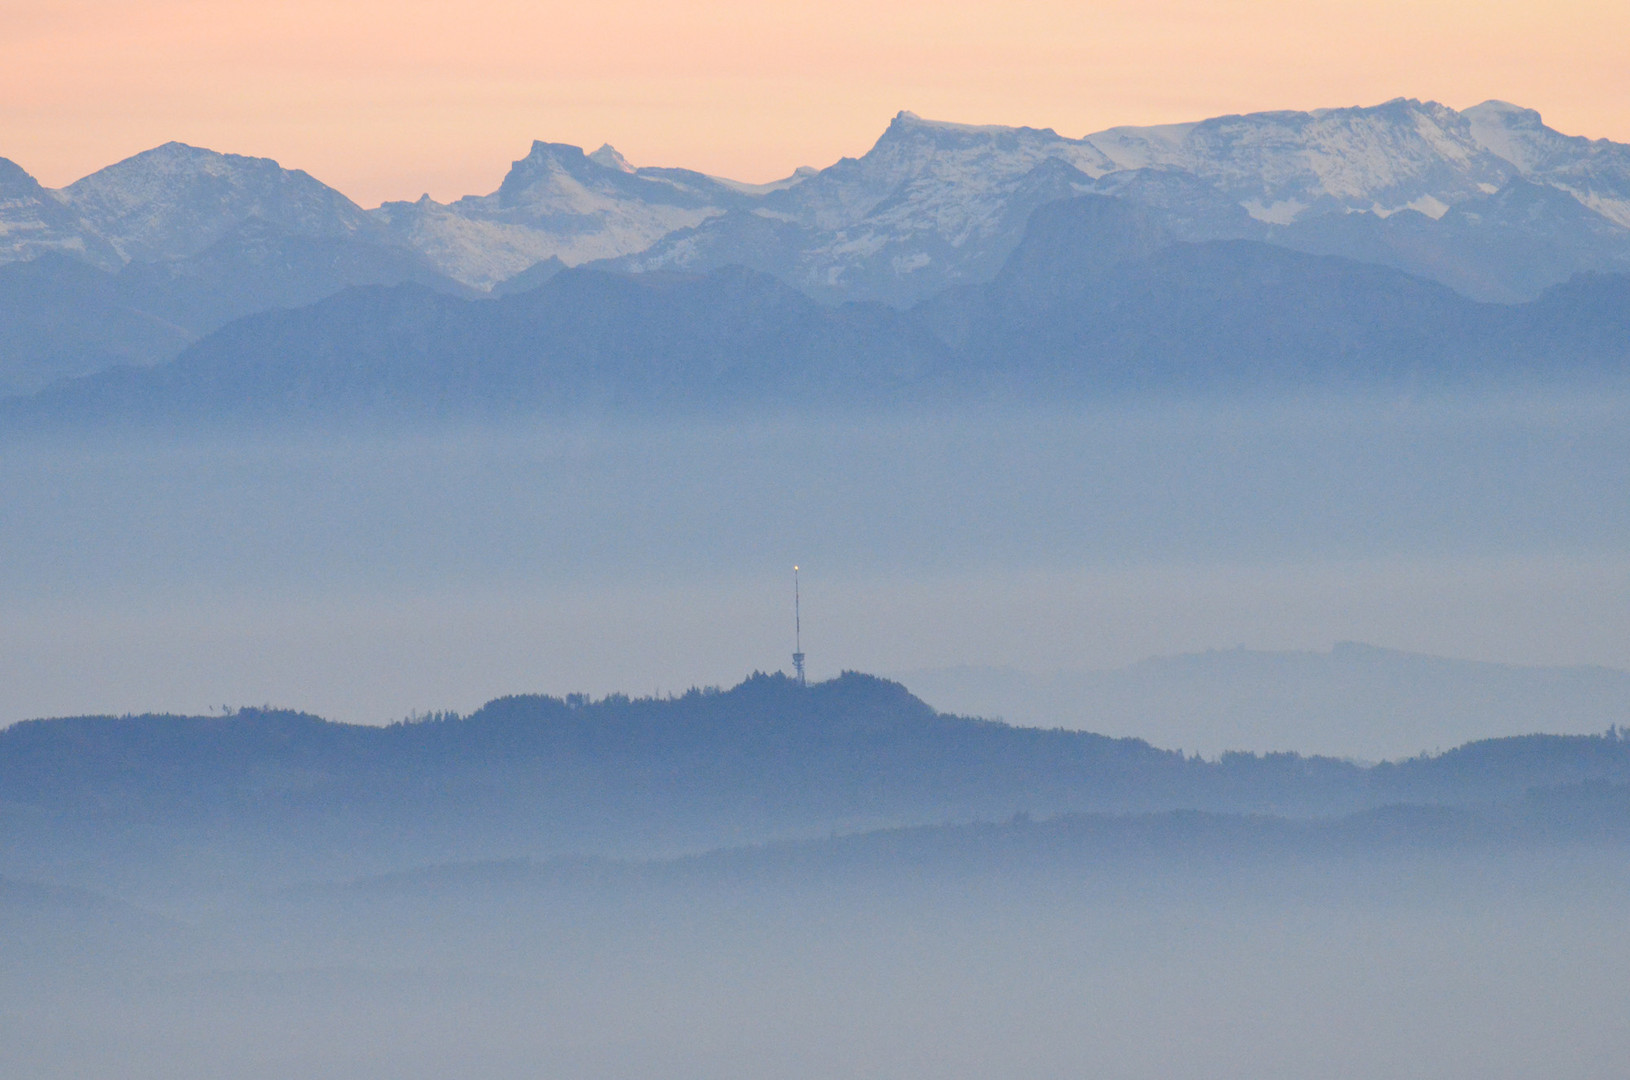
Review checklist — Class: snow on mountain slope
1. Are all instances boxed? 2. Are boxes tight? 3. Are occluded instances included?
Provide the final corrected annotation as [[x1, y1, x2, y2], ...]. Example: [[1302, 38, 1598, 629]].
[[6, 96, 1630, 312], [0, 158, 119, 268], [629, 98, 1528, 304], [1087, 98, 1514, 223], [0, 146, 473, 395], [373, 141, 753, 289], [775, 113, 1115, 285], [1464, 100, 1630, 227], [59, 143, 379, 263], [618, 113, 1115, 302], [767, 113, 1115, 234], [622, 99, 1630, 304]]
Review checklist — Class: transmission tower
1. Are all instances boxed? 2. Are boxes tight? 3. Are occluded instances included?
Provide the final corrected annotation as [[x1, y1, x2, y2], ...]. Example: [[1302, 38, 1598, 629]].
[[792, 565, 806, 687]]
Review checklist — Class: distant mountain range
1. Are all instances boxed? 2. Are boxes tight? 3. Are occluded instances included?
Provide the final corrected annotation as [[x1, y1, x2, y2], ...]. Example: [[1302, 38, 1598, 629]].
[[4, 97, 1630, 406]]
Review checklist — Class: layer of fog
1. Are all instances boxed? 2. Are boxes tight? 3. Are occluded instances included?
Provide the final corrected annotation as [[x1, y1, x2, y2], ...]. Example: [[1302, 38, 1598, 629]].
[[3, 391, 1628, 746], [5, 844, 1628, 1080]]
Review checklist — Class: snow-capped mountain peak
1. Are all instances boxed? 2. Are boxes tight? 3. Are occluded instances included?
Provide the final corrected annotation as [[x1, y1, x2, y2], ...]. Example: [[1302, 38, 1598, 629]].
[[496, 141, 611, 203], [781, 111, 1114, 234], [1463, 100, 1549, 170], [884, 110, 1063, 139], [1463, 100, 1630, 227], [59, 142, 376, 262]]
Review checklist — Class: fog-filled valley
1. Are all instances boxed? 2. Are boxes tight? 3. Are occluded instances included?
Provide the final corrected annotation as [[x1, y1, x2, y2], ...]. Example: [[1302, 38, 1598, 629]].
[[7, 92, 1630, 1079], [8, 828, 1630, 1080]]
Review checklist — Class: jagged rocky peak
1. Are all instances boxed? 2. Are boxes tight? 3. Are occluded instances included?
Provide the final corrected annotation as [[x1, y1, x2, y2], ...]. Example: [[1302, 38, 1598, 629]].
[[588, 144, 635, 173], [498, 140, 666, 201], [499, 140, 595, 190], [372, 137, 737, 289], [491, 139, 730, 212], [58, 141, 376, 263]]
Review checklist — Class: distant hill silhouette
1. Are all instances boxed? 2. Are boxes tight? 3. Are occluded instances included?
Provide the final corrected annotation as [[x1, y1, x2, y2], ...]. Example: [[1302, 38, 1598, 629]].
[[5, 671, 1629, 889]]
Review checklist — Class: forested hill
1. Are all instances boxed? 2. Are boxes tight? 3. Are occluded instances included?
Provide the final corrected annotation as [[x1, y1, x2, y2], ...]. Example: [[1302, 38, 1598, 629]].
[[5, 671, 1630, 888]]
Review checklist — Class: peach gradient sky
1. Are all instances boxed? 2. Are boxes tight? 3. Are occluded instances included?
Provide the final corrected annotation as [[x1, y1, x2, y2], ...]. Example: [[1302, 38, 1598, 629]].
[[2, 0, 1627, 206]]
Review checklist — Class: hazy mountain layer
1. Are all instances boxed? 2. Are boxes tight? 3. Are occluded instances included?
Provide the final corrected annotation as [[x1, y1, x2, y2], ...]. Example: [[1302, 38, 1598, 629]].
[[11, 193, 1627, 425], [0, 224, 468, 396], [915, 197, 1630, 393], [4, 266, 946, 422]]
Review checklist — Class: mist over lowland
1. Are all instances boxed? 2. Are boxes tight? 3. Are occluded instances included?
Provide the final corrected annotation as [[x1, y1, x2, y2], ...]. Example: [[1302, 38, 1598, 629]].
[[8, 674, 1630, 1079], [5, 97, 1630, 1078]]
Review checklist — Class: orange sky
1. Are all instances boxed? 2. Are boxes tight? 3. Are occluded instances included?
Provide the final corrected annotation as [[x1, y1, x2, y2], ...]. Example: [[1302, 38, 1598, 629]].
[[2, 0, 1627, 206]]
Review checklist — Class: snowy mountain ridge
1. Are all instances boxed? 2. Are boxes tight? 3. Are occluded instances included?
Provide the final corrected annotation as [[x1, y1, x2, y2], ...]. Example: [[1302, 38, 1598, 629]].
[[1462, 100, 1630, 227], [612, 112, 1118, 300], [1086, 99, 1508, 222], [2, 97, 1628, 305], [610, 98, 1630, 302], [372, 139, 754, 289]]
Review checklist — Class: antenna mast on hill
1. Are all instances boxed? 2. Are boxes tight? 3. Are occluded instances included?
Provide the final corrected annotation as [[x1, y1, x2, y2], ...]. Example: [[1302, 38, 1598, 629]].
[[792, 565, 806, 687]]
